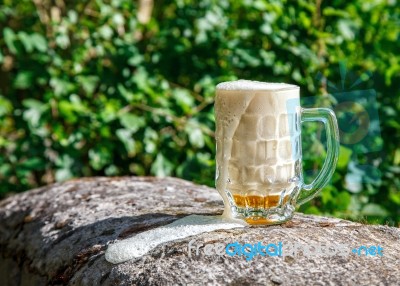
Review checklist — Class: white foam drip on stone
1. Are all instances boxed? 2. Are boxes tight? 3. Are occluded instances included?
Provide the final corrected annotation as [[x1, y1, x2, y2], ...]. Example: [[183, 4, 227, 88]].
[[105, 215, 247, 264], [216, 79, 299, 91]]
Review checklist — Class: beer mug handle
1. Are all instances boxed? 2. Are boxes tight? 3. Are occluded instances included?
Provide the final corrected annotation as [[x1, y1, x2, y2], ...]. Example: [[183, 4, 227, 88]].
[[297, 108, 340, 205]]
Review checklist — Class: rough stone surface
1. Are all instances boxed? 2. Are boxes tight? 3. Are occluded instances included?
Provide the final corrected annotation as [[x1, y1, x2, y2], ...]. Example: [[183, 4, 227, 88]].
[[0, 176, 399, 285]]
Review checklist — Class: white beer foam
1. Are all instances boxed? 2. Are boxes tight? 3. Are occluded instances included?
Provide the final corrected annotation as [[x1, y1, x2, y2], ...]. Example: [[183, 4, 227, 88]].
[[216, 79, 298, 91], [105, 215, 246, 264]]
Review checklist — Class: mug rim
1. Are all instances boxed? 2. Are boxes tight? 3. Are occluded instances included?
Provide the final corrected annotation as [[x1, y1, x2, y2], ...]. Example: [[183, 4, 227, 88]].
[[216, 80, 300, 92]]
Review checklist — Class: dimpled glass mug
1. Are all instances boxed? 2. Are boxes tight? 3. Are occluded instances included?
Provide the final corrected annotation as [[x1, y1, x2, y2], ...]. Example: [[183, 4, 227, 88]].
[[215, 80, 339, 225]]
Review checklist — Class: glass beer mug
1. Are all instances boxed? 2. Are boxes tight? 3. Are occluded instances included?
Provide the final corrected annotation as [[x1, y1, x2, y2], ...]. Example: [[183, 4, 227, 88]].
[[215, 80, 339, 225]]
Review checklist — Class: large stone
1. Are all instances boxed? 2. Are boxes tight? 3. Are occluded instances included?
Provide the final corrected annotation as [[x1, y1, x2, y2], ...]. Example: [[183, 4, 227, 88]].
[[0, 176, 399, 285]]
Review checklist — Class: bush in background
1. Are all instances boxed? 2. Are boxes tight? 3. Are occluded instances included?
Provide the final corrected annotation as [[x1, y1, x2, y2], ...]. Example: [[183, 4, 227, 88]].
[[0, 0, 399, 225]]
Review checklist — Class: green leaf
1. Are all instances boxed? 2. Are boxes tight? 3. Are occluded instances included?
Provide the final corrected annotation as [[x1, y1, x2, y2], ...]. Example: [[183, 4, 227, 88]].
[[55, 155, 74, 181], [20, 157, 44, 170], [50, 78, 72, 97], [144, 128, 158, 154], [172, 89, 194, 113], [14, 72, 33, 89], [89, 146, 112, 170], [151, 153, 174, 177], [18, 31, 34, 53], [119, 113, 145, 132], [58, 101, 78, 123], [361, 204, 389, 217], [117, 84, 134, 101], [321, 185, 333, 205], [338, 19, 355, 40], [58, 96, 88, 123], [100, 100, 119, 122], [335, 191, 351, 211], [22, 99, 45, 109], [188, 128, 204, 148], [185, 119, 205, 148], [116, 128, 136, 154], [22, 99, 47, 127], [128, 54, 143, 66], [337, 145, 352, 169], [105, 165, 119, 176], [0, 163, 11, 176], [389, 190, 400, 205], [0, 96, 12, 117], [323, 7, 350, 18], [55, 34, 70, 49], [77, 75, 99, 95], [30, 33, 47, 52], [99, 25, 113, 39], [260, 23, 272, 35], [67, 10, 78, 24], [3, 27, 17, 54], [303, 206, 321, 215]]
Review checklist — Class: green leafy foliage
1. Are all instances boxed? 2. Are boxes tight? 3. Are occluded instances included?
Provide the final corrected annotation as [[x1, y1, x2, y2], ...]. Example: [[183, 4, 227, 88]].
[[0, 0, 399, 225]]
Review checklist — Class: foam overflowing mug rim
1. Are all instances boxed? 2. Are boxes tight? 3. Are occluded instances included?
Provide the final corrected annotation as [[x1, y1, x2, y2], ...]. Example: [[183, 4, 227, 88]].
[[214, 78, 340, 225], [216, 79, 299, 91]]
